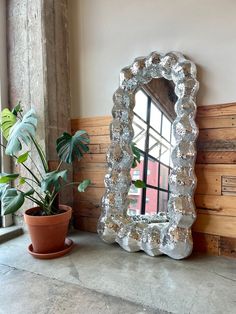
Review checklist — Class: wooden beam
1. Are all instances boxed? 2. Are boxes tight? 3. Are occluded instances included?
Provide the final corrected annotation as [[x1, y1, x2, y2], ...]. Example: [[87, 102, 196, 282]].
[[192, 232, 219, 255], [197, 151, 236, 164], [197, 103, 236, 117], [219, 237, 236, 258], [199, 128, 236, 142], [196, 115, 236, 129], [195, 194, 236, 216], [193, 213, 236, 237]]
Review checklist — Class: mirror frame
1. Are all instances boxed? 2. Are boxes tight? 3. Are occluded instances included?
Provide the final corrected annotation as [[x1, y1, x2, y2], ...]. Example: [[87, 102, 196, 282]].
[[97, 51, 199, 259]]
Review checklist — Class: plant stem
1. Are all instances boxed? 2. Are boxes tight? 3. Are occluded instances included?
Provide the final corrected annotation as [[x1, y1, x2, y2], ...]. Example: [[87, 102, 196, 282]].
[[47, 181, 91, 210], [0, 143, 41, 184], [30, 135, 49, 173], [28, 154, 43, 179], [23, 180, 45, 203], [21, 176, 39, 185], [56, 160, 63, 171]]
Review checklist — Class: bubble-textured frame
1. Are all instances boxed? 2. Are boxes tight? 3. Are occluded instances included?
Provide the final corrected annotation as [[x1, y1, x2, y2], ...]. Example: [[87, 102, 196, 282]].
[[97, 51, 199, 259]]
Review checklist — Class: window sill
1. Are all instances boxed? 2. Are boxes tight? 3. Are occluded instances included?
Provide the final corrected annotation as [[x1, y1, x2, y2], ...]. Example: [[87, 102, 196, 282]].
[[0, 226, 23, 244]]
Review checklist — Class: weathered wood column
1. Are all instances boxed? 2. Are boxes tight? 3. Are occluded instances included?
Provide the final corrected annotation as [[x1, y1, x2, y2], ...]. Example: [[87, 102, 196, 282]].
[[6, 0, 72, 221]]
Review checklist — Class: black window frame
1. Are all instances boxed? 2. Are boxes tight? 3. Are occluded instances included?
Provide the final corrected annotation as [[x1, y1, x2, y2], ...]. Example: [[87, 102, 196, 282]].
[[131, 89, 173, 215]]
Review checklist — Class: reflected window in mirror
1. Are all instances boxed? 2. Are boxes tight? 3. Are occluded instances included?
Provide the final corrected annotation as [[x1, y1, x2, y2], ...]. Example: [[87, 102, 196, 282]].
[[128, 78, 177, 217]]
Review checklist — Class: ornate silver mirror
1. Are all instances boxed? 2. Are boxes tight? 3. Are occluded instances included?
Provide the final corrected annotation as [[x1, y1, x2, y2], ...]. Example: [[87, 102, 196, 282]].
[[97, 51, 199, 259]]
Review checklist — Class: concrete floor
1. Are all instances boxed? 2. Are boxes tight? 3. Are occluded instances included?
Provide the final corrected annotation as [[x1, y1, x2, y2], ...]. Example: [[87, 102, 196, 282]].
[[0, 231, 235, 314]]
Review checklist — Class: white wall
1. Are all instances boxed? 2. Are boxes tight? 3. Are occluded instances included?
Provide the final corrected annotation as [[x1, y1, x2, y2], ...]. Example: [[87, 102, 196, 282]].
[[68, 0, 236, 118]]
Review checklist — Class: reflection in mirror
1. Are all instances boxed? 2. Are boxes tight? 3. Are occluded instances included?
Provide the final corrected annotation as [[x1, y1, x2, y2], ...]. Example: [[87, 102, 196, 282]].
[[128, 78, 177, 217]]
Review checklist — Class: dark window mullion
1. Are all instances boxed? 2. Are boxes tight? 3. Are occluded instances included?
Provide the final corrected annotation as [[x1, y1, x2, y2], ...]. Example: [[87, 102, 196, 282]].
[[157, 112, 164, 213], [141, 95, 151, 215]]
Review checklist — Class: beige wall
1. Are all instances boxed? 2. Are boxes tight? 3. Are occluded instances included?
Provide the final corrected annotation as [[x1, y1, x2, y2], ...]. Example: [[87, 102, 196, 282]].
[[68, 0, 236, 118]]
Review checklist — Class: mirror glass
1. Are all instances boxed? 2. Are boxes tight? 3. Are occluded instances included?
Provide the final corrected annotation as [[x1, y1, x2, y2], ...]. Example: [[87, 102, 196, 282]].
[[128, 78, 177, 217]]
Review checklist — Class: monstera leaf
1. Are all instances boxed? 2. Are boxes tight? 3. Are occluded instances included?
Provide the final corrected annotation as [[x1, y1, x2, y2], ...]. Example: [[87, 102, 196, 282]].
[[56, 130, 90, 164], [134, 180, 146, 188], [2, 188, 25, 215], [131, 142, 141, 168], [5, 109, 37, 155], [0, 173, 19, 184], [78, 179, 91, 192], [0, 108, 17, 140], [17, 151, 29, 164], [0, 184, 8, 198], [41, 170, 68, 192]]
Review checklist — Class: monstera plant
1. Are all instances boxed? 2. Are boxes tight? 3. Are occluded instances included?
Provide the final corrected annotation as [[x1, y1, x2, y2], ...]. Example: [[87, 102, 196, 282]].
[[0, 104, 91, 257]]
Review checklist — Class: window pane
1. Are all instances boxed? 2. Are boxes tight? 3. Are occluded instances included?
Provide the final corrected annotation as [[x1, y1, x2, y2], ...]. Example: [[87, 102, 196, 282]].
[[130, 155, 144, 181], [159, 164, 169, 190], [127, 193, 142, 216], [160, 144, 171, 166], [134, 90, 148, 121], [145, 188, 158, 216], [133, 115, 147, 151], [150, 102, 161, 133], [148, 128, 171, 163], [147, 159, 159, 187], [128, 185, 142, 216], [162, 115, 171, 142], [159, 191, 168, 214]]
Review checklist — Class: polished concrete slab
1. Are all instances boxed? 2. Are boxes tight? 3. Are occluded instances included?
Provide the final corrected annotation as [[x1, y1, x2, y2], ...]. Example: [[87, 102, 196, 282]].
[[0, 231, 235, 314], [0, 264, 159, 314]]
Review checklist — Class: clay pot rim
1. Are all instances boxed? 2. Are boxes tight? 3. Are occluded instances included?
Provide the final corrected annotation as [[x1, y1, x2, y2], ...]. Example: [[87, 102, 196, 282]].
[[24, 205, 72, 226], [24, 204, 71, 216]]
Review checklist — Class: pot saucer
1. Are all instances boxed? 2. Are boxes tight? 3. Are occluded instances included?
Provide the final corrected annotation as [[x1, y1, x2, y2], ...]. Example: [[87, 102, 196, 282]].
[[28, 238, 74, 259]]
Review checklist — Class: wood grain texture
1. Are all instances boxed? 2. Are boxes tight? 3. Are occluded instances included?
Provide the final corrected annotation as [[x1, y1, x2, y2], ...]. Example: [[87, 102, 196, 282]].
[[195, 194, 236, 216], [197, 103, 236, 117], [219, 237, 236, 258], [193, 232, 220, 255], [197, 151, 236, 164], [193, 213, 236, 237], [196, 115, 236, 129]]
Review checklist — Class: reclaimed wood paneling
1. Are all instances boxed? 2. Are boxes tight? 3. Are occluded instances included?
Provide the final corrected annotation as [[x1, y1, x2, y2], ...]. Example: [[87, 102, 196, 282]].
[[192, 232, 220, 255], [197, 151, 236, 164], [197, 103, 236, 117], [72, 103, 236, 257], [72, 116, 109, 232], [219, 237, 236, 258], [195, 103, 236, 257]]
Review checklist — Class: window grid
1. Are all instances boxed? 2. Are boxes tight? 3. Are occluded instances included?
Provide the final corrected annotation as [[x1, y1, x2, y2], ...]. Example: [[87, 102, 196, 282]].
[[132, 90, 172, 215]]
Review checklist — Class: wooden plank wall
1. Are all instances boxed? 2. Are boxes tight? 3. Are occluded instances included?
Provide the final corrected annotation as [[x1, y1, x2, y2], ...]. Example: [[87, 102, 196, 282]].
[[72, 103, 236, 258], [194, 103, 236, 257], [71, 117, 110, 232]]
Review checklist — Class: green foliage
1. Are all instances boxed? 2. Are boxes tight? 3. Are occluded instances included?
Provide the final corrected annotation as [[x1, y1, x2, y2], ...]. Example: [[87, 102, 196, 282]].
[[0, 173, 19, 184], [56, 130, 90, 164], [5, 109, 37, 155], [131, 142, 141, 168], [12, 102, 23, 116], [134, 180, 146, 188], [18, 177, 26, 185], [24, 188, 35, 197], [41, 170, 68, 193], [0, 184, 8, 198], [78, 179, 91, 192], [2, 188, 25, 215], [131, 142, 146, 189], [0, 108, 17, 140], [17, 151, 29, 164], [0, 104, 91, 216]]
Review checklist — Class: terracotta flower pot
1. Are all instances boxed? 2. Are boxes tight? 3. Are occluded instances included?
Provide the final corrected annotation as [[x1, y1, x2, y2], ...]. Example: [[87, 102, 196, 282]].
[[24, 205, 72, 254]]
